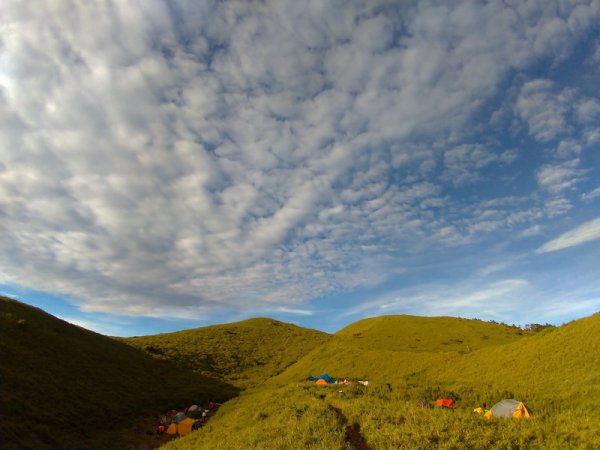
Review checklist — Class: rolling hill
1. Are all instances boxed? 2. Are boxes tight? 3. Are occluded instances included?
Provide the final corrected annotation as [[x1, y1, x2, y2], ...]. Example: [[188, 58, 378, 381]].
[[0, 297, 237, 450], [122, 318, 331, 388], [335, 314, 531, 352], [3, 296, 599, 450], [165, 313, 600, 450], [269, 315, 533, 384]]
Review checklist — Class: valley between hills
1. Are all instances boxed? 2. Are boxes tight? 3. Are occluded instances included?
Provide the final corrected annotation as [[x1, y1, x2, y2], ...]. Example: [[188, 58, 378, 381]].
[[1, 296, 599, 449]]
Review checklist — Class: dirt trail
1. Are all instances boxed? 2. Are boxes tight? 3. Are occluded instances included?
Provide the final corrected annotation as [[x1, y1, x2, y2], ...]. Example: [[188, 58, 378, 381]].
[[329, 405, 371, 450]]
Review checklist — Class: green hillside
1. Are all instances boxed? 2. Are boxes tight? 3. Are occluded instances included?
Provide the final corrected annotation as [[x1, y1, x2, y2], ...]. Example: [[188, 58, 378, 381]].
[[272, 315, 532, 384], [336, 314, 530, 352], [0, 297, 237, 450], [3, 296, 598, 450], [123, 318, 330, 388], [163, 314, 600, 450]]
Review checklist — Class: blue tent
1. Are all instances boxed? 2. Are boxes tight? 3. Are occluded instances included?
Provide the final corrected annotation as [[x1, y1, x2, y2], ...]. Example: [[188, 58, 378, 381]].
[[306, 374, 335, 383]]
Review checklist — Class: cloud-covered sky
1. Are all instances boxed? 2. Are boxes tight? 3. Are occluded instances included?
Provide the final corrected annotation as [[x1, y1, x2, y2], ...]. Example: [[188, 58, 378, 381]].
[[1, 0, 599, 335]]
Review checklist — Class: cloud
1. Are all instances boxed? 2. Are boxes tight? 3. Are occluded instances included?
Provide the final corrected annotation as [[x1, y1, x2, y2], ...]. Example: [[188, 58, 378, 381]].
[[536, 217, 600, 253], [582, 187, 600, 202], [343, 278, 532, 321], [515, 79, 572, 142], [515, 78, 600, 151], [440, 144, 517, 186], [536, 159, 584, 193], [519, 224, 543, 238], [0, 0, 599, 320]]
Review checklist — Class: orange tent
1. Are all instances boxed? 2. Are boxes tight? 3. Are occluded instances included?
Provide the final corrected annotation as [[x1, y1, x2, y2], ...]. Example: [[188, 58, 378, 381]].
[[436, 398, 455, 408], [315, 378, 328, 385], [177, 417, 194, 436]]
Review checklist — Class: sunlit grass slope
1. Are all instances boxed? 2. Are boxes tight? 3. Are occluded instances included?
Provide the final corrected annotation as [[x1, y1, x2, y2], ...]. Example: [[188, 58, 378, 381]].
[[274, 315, 532, 383], [0, 297, 237, 450], [161, 384, 347, 450], [165, 314, 600, 450], [123, 318, 330, 388], [336, 315, 530, 352]]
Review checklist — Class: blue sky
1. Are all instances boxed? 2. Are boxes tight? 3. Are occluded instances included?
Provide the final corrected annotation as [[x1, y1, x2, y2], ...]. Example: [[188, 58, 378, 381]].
[[1, 0, 599, 336]]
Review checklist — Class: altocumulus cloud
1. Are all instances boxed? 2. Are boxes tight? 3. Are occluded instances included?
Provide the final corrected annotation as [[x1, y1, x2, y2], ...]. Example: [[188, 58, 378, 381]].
[[1, 0, 599, 320]]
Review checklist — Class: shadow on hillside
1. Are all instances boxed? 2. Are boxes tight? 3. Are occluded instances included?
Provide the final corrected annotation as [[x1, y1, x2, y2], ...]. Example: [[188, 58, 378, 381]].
[[0, 297, 242, 450]]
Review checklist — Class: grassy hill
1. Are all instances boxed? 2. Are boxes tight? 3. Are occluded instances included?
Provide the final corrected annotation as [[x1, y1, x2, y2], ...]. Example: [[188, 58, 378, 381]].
[[3, 296, 598, 450], [0, 297, 238, 450], [122, 318, 330, 388], [335, 314, 530, 352], [270, 315, 532, 384], [163, 314, 600, 450]]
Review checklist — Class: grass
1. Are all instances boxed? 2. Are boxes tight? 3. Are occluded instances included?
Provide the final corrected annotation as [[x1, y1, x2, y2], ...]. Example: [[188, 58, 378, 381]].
[[164, 313, 600, 450], [0, 297, 238, 450], [161, 385, 347, 450], [122, 318, 330, 388], [2, 295, 598, 449], [335, 315, 531, 353]]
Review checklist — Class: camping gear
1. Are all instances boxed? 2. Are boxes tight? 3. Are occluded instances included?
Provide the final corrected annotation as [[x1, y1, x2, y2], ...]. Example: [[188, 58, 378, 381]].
[[188, 409, 201, 419], [177, 417, 194, 436], [166, 423, 177, 435], [358, 380, 369, 386], [159, 414, 170, 425], [173, 411, 187, 423], [315, 378, 328, 385], [307, 374, 335, 383], [187, 405, 201, 419], [436, 398, 455, 408], [484, 399, 530, 419]]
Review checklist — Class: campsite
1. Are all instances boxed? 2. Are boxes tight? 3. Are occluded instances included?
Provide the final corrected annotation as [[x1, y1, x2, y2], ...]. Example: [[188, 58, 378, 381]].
[[3, 1, 600, 449], [2, 296, 599, 449]]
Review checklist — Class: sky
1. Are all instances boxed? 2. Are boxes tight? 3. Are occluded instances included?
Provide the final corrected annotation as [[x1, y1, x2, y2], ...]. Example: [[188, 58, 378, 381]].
[[1, 0, 599, 337]]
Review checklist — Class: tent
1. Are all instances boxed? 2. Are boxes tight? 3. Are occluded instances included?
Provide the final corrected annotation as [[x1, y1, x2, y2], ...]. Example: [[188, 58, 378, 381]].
[[173, 411, 187, 423], [436, 398, 455, 408], [484, 399, 530, 419], [315, 378, 328, 385], [307, 374, 335, 383], [187, 405, 201, 419], [166, 423, 177, 435], [177, 417, 194, 436]]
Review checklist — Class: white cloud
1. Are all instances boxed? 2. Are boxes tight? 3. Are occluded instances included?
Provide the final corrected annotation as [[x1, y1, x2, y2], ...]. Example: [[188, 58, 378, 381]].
[[536, 159, 584, 193], [520, 224, 543, 238], [0, 0, 599, 320], [537, 217, 600, 253], [441, 144, 517, 186], [515, 79, 572, 142], [582, 187, 600, 202], [544, 197, 573, 218], [343, 278, 532, 321], [274, 307, 314, 316]]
